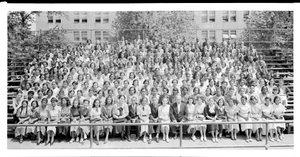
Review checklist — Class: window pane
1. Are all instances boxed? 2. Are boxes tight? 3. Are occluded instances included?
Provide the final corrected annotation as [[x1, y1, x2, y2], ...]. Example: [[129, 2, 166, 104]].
[[55, 17, 61, 23], [74, 31, 80, 41], [209, 30, 215, 41], [103, 31, 109, 41], [201, 30, 208, 41], [223, 11, 229, 22], [201, 11, 208, 23], [95, 17, 101, 23], [82, 18, 88, 23], [81, 31, 88, 41], [103, 18, 109, 24], [230, 11, 236, 22], [244, 11, 249, 21], [48, 16, 53, 23], [209, 11, 215, 22], [95, 31, 101, 41]]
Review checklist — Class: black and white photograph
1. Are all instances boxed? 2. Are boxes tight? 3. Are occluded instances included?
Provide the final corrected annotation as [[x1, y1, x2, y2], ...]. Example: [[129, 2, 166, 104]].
[[1, 3, 298, 157]]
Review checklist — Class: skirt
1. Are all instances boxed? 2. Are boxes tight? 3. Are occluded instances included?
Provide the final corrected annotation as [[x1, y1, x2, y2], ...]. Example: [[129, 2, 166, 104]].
[[227, 118, 239, 133], [207, 120, 219, 133], [149, 119, 161, 134], [238, 117, 253, 132], [103, 119, 113, 133], [113, 118, 127, 134], [195, 117, 207, 130], [15, 121, 29, 137], [186, 120, 197, 134], [26, 120, 37, 135], [261, 118, 276, 135], [139, 118, 149, 136], [251, 117, 263, 133], [47, 121, 57, 135], [57, 120, 70, 136], [274, 117, 286, 129], [91, 120, 103, 134], [70, 120, 80, 135], [36, 121, 47, 136], [218, 118, 227, 132], [161, 119, 170, 132], [79, 119, 90, 135]]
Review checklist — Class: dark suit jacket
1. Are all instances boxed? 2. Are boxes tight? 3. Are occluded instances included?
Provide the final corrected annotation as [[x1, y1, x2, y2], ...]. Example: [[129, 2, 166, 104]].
[[149, 103, 159, 120], [170, 102, 187, 122], [126, 103, 138, 120]]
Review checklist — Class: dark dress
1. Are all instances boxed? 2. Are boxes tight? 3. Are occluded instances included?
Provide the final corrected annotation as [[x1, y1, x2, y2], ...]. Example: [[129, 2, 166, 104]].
[[204, 104, 219, 133], [149, 103, 161, 134]]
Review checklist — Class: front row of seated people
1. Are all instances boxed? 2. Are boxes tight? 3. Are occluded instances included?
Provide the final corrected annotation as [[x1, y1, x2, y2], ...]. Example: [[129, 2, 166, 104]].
[[14, 92, 286, 145]]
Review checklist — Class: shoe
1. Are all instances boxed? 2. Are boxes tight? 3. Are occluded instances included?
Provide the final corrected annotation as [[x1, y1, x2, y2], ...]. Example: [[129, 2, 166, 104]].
[[80, 138, 84, 143], [135, 136, 140, 142], [69, 138, 74, 143], [212, 138, 215, 143], [173, 134, 177, 140], [121, 135, 125, 141], [249, 138, 252, 142], [246, 139, 249, 143], [127, 136, 131, 142], [148, 139, 152, 144], [155, 137, 159, 143], [200, 136, 203, 142], [19, 139, 23, 144], [163, 136, 166, 141], [191, 136, 196, 142], [104, 139, 108, 144], [203, 136, 207, 142], [166, 137, 169, 143], [270, 138, 274, 142], [275, 138, 280, 142], [76, 137, 79, 142], [279, 136, 283, 141], [143, 137, 147, 143], [95, 141, 99, 145], [215, 138, 219, 143]]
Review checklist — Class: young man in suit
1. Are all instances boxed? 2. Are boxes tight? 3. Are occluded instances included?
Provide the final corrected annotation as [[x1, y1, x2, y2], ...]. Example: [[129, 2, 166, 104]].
[[170, 95, 188, 139], [125, 96, 140, 142]]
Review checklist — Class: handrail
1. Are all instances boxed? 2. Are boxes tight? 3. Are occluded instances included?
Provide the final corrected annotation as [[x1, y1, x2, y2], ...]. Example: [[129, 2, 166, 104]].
[[7, 120, 293, 150]]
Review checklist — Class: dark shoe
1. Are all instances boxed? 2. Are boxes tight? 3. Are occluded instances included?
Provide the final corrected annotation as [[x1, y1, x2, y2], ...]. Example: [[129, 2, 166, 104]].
[[19, 139, 23, 144], [148, 139, 152, 144], [104, 139, 108, 144], [135, 136, 140, 142], [121, 135, 125, 141], [95, 141, 99, 145], [127, 136, 131, 142], [155, 137, 159, 143], [173, 134, 177, 140]]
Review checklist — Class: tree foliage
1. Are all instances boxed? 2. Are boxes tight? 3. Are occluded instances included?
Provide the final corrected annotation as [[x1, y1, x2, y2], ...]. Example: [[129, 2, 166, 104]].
[[241, 11, 293, 51], [8, 11, 69, 55], [112, 11, 197, 42]]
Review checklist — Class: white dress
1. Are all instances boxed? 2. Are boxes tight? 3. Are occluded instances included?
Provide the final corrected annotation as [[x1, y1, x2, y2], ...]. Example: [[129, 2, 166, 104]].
[[261, 104, 276, 135], [273, 103, 286, 129], [237, 103, 253, 131], [250, 104, 263, 132], [186, 104, 196, 133], [194, 104, 206, 129], [137, 105, 151, 136], [158, 105, 171, 131]]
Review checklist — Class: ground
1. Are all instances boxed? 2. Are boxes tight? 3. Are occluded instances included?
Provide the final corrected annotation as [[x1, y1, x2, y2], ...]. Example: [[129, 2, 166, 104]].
[[7, 134, 293, 149]]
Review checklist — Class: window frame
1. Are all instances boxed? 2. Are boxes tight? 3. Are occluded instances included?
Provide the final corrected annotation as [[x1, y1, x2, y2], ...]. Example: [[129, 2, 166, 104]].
[[73, 31, 80, 41], [209, 11, 215, 22], [230, 11, 236, 22], [81, 31, 88, 41], [222, 11, 229, 22], [48, 16, 54, 23]]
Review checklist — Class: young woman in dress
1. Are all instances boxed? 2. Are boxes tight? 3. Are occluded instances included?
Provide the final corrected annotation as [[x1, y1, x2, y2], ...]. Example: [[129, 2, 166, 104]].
[[36, 98, 48, 145], [237, 96, 253, 142], [216, 98, 227, 139], [46, 97, 61, 145], [137, 97, 151, 143], [101, 96, 114, 144], [148, 96, 161, 143], [78, 99, 90, 143], [249, 96, 263, 141], [25, 100, 39, 141], [225, 98, 239, 140], [261, 97, 277, 142], [12, 91, 24, 124], [273, 96, 286, 141], [204, 97, 219, 143], [15, 100, 30, 143], [57, 97, 71, 142], [158, 96, 171, 143], [194, 96, 207, 142], [112, 95, 129, 141], [90, 99, 103, 145], [185, 97, 197, 141], [69, 99, 81, 143]]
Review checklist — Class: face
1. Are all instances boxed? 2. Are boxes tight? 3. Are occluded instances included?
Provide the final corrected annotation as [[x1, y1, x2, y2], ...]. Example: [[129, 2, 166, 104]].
[[188, 98, 193, 104], [162, 97, 168, 105], [119, 96, 125, 103], [142, 98, 148, 106], [51, 100, 57, 107], [275, 97, 281, 104], [41, 100, 47, 107], [94, 100, 100, 108]]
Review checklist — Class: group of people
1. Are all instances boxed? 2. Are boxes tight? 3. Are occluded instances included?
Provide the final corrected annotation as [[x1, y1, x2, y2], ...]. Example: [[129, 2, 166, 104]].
[[11, 35, 290, 146]]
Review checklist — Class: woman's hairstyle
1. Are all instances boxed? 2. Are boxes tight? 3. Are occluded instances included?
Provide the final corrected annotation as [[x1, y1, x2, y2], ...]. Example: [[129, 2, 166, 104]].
[[31, 100, 39, 107], [273, 96, 281, 103], [118, 94, 126, 100], [92, 98, 101, 108], [105, 96, 114, 106], [264, 96, 272, 102], [41, 98, 48, 103]]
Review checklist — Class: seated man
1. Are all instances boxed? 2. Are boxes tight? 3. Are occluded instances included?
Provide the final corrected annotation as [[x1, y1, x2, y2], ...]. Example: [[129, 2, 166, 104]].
[[125, 96, 140, 142], [169, 95, 188, 139]]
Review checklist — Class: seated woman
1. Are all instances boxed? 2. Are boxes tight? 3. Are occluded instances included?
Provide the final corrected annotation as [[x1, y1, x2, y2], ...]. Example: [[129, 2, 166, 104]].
[[194, 96, 207, 142], [273, 96, 286, 141], [78, 99, 90, 143], [69, 99, 81, 143], [12, 91, 24, 124], [90, 99, 103, 145], [216, 98, 227, 139], [249, 96, 263, 141], [261, 97, 277, 142], [15, 100, 30, 143], [225, 98, 239, 140], [204, 98, 219, 143], [148, 96, 161, 144], [112, 95, 129, 141], [237, 96, 253, 143], [158, 96, 171, 143], [36, 98, 48, 145], [57, 97, 71, 142], [101, 97, 114, 144], [185, 97, 197, 141], [25, 100, 39, 141], [46, 97, 61, 146], [137, 97, 151, 143]]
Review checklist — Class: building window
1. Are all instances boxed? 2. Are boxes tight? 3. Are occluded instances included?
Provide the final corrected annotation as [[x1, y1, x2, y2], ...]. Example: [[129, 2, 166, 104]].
[[209, 11, 215, 22], [223, 30, 229, 39], [201, 11, 208, 23], [103, 31, 109, 41], [230, 11, 236, 22], [244, 11, 249, 21], [74, 12, 80, 23], [201, 30, 208, 41], [81, 31, 88, 41], [95, 12, 101, 23], [74, 31, 80, 41], [222, 11, 229, 22], [230, 30, 237, 36], [209, 30, 216, 41], [55, 16, 61, 23], [48, 16, 53, 23], [82, 12, 88, 23], [95, 31, 101, 41]]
